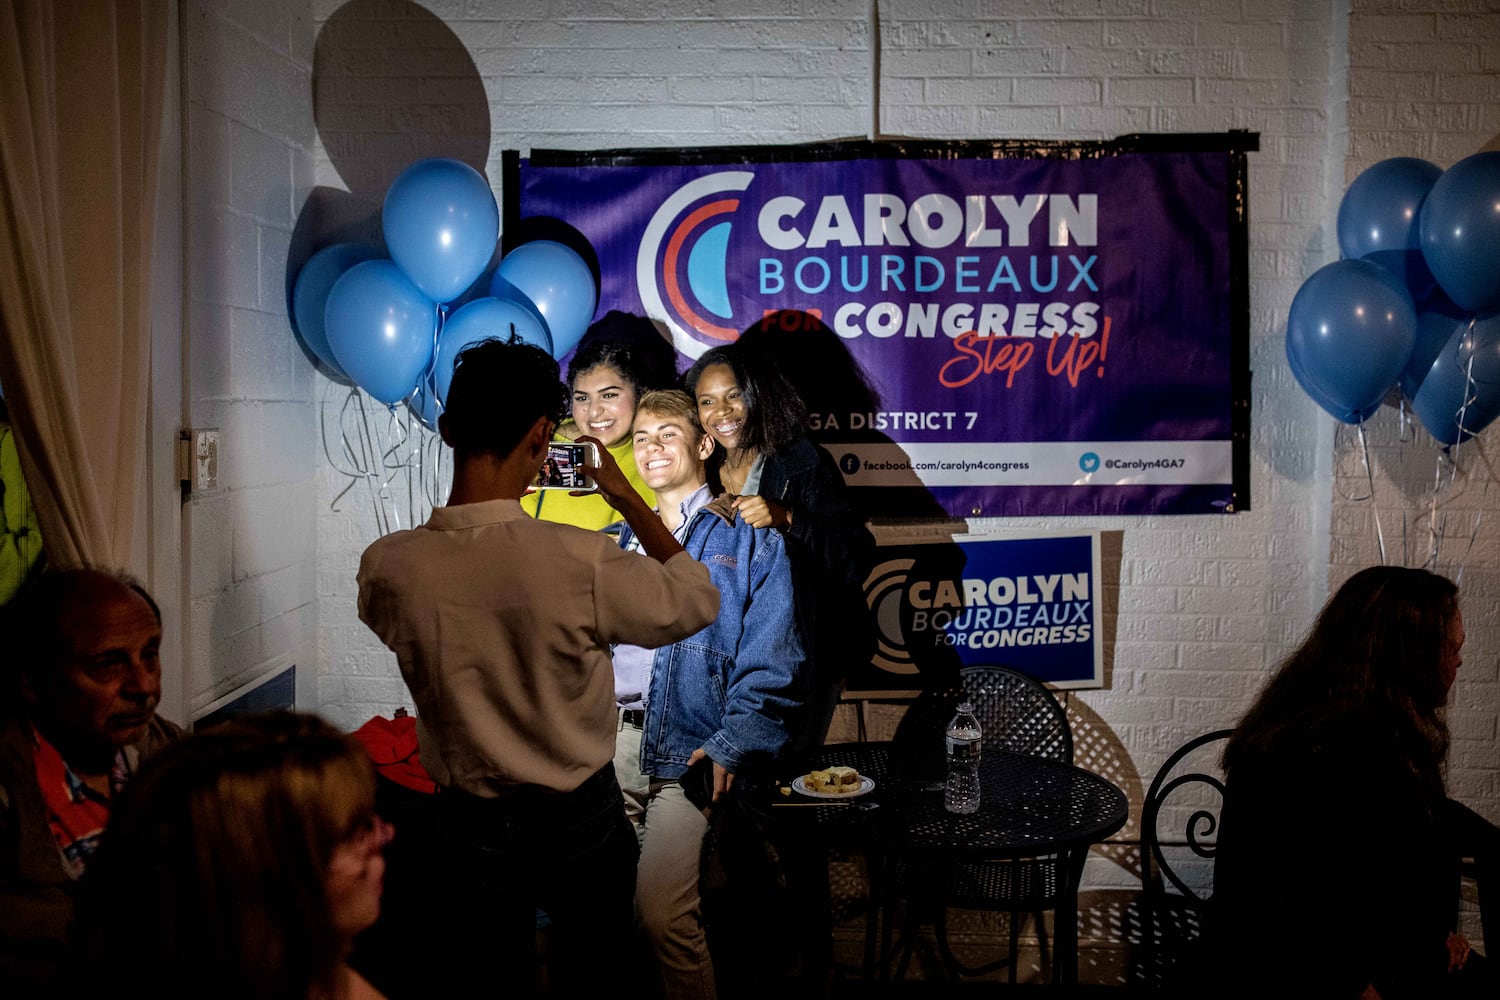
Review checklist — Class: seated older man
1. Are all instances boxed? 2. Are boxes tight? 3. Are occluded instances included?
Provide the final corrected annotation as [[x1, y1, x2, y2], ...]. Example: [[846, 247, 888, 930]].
[[0, 568, 181, 987]]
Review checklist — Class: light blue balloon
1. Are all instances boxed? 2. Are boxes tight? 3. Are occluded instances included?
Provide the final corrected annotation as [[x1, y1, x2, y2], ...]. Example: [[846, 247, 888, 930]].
[[1286, 259, 1416, 415], [383, 158, 499, 303], [1419, 151, 1500, 313], [433, 294, 553, 405], [1286, 336, 1379, 424], [1401, 293, 1467, 400], [1337, 157, 1442, 260], [494, 240, 598, 359], [324, 260, 438, 406], [292, 242, 378, 379], [1410, 311, 1500, 446]]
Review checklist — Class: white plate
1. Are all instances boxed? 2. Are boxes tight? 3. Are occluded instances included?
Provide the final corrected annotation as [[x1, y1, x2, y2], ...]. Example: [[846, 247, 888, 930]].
[[791, 774, 876, 799]]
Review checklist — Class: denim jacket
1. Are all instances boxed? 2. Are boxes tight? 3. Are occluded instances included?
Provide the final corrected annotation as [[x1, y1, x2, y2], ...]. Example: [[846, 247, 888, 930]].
[[618, 494, 807, 779]]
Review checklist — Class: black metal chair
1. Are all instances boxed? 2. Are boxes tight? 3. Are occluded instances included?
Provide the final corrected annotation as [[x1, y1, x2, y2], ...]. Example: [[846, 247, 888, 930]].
[[1136, 728, 1231, 988], [886, 664, 1074, 981]]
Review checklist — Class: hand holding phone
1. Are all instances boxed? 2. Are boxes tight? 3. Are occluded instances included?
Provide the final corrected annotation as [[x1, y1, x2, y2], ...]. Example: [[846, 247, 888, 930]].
[[683, 748, 734, 809], [532, 442, 600, 492], [576, 435, 635, 504]]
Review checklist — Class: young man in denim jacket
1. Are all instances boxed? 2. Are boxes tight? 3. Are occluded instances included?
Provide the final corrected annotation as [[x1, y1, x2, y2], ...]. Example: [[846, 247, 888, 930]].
[[613, 389, 806, 1000]]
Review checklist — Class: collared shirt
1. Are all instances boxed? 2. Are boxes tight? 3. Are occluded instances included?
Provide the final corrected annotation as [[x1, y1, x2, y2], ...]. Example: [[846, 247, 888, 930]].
[[31, 727, 130, 880], [357, 498, 718, 795], [614, 483, 714, 708]]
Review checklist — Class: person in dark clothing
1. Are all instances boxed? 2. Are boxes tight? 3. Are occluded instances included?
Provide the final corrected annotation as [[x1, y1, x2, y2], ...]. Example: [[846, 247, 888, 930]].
[[684, 343, 875, 752], [1213, 565, 1494, 999]]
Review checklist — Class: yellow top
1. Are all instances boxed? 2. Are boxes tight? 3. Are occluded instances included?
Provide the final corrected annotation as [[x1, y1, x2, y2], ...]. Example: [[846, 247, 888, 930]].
[[520, 434, 654, 531]]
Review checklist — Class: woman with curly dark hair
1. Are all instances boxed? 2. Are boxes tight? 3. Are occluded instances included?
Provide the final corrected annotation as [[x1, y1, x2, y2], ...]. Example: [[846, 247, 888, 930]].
[[522, 312, 678, 530], [1214, 566, 1494, 999], [685, 341, 874, 751]]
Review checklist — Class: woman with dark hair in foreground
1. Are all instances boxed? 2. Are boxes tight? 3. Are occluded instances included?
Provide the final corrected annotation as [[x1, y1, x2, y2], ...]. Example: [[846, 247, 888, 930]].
[[1214, 566, 1495, 999], [81, 713, 389, 1000]]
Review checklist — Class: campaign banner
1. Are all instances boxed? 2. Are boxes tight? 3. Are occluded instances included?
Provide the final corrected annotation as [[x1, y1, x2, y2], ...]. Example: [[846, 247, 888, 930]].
[[507, 135, 1253, 517], [852, 530, 1103, 695]]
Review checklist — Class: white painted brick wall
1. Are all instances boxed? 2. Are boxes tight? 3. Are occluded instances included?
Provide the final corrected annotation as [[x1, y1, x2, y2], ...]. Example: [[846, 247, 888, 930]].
[[1331, 0, 1500, 822], [290, 0, 1499, 927], [184, 0, 321, 718], [308, 1, 1322, 744]]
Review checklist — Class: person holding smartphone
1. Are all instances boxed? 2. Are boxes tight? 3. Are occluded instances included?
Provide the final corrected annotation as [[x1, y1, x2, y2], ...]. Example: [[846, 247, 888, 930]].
[[612, 389, 806, 1000], [521, 312, 678, 531], [356, 337, 719, 998]]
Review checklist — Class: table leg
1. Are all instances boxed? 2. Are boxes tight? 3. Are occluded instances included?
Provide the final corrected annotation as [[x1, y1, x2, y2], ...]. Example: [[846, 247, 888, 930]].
[[1054, 848, 1089, 985]]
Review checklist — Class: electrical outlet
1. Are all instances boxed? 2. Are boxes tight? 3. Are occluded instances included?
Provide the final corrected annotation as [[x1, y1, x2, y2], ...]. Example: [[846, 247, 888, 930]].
[[195, 429, 219, 491], [180, 428, 220, 495]]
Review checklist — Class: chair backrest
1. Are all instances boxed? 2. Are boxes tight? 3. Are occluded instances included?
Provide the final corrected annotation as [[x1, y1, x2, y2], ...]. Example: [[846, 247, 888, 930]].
[[958, 665, 1073, 764], [1139, 729, 1232, 906]]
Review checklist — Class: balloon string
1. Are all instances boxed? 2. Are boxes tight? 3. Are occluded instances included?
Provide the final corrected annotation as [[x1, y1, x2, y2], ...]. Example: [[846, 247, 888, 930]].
[[321, 383, 365, 515], [319, 378, 460, 538], [1426, 453, 1442, 571], [1454, 511, 1482, 586], [352, 389, 390, 536], [1356, 422, 1387, 564], [378, 406, 413, 533], [1401, 504, 1409, 570], [1395, 394, 1417, 445], [1451, 316, 1479, 458], [1334, 421, 1371, 502]]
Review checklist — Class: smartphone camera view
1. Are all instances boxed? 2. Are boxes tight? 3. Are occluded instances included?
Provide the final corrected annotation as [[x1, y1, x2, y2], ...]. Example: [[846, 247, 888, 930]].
[[533, 442, 598, 492]]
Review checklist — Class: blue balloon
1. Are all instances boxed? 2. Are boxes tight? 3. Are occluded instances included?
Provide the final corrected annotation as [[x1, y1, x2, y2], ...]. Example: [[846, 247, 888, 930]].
[[1337, 157, 1442, 260], [1286, 336, 1379, 424], [1363, 249, 1438, 305], [292, 243, 378, 379], [1286, 259, 1416, 415], [1419, 151, 1500, 313], [383, 158, 498, 303], [1409, 311, 1500, 445], [433, 295, 553, 405], [1401, 292, 1468, 400], [324, 260, 438, 406], [494, 240, 598, 359]]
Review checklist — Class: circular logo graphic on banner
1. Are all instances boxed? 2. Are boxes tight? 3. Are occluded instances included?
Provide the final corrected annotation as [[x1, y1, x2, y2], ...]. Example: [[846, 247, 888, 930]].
[[862, 558, 920, 676], [637, 171, 756, 360], [1078, 452, 1101, 473]]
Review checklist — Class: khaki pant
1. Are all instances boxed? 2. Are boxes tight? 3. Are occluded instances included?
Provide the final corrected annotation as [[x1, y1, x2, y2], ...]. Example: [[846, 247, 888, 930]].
[[616, 718, 718, 1000]]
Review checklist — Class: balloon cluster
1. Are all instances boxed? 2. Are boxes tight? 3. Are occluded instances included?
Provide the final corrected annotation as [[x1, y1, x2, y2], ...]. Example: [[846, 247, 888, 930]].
[[291, 158, 599, 427], [1287, 152, 1500, 445]]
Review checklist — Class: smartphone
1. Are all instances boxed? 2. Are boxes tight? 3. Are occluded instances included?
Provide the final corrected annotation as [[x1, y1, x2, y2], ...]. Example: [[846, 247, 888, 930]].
[[532, 442, 599, 491], [680, 755, 716, 811]]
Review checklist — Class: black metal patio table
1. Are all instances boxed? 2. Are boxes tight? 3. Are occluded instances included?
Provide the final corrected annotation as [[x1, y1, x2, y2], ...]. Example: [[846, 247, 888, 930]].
[[769, 740, 1128, 985]]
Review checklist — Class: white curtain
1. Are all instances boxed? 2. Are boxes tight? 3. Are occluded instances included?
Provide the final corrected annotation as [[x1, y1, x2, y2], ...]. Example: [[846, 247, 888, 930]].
[[0, 0, 169, 571]]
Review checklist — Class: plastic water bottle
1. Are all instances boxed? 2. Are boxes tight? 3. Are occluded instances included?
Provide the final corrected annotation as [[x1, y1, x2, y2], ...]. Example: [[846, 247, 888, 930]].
[[944, 701, 982, 814]]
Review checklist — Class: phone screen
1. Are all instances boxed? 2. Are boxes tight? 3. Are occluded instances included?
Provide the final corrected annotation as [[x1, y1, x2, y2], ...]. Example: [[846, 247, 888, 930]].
[[532, 442, 599, 491]]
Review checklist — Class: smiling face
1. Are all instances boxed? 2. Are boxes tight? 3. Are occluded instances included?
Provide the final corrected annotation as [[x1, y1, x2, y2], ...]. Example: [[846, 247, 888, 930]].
[[633, 409, 714, 504], [571, 365, 638, 448], [28, 581, 163, 762], [693, 363, 747, 454]]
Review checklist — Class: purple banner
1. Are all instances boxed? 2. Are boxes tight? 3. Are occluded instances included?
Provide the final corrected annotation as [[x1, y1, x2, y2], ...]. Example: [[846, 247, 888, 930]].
[[510, 137, 1251, 517]]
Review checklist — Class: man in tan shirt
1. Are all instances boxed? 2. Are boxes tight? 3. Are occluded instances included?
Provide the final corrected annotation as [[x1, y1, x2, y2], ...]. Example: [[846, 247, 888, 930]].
[[357, 337, 718, 998]]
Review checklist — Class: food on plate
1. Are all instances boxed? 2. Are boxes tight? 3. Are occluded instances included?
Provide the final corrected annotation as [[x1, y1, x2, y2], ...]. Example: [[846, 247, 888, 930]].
[[805, 765, 861, 793]]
